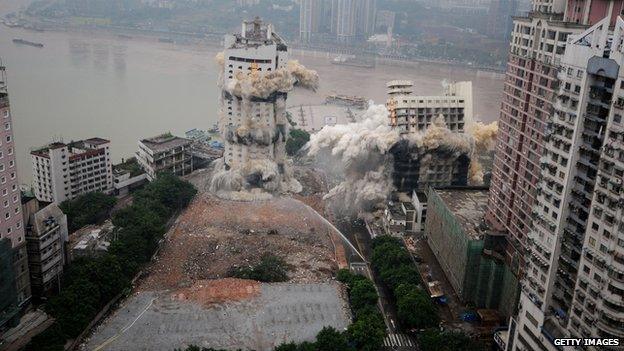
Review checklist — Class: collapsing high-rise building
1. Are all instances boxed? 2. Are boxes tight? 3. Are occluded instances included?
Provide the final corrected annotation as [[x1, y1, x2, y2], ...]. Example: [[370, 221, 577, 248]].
[[211, 18, 318, 197], [386, 80, 475, 192]]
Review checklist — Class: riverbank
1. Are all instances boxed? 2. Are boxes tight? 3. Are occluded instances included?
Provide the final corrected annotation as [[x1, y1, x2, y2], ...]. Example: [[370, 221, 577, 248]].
[[3, 15, 506, 74]]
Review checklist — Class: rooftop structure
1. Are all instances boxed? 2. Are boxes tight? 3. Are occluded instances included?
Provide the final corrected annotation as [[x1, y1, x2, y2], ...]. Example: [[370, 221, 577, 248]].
[[31, 138, 113, 203], [136, 133, 193, 181]]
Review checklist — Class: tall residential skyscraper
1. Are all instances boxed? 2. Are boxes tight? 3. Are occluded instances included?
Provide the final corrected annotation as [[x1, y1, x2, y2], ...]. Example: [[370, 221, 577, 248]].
[[510, 15, 624, 351], [485, 0, 622, 274], [0, 62, 30, 331], [299, 0, 320, 42], [330, 0, 376, 43]]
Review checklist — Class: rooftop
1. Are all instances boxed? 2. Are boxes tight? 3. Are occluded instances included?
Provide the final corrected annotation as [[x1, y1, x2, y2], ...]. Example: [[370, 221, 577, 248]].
[[140, 133, 191, 153], [435, 188, 489, 240], [83, 137, 110, 146], [31, 138, 109, 158]]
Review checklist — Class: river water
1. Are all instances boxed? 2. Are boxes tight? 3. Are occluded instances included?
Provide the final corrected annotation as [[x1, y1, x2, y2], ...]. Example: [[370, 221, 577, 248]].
[[0, 0, 504, 184]]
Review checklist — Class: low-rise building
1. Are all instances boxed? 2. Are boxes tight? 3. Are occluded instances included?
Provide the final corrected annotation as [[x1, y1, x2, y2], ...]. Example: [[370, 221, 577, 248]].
[[31, 138, 113, 203], [112, 158, 147, 197], [425, 187, 518, 317], [68, 221, 114, 260], [136, 133, 193, 181], [24, 203, 67, 298], [383, 201, 406, 237], [382, 193, 417, 236], [411, 191, 428, 233]]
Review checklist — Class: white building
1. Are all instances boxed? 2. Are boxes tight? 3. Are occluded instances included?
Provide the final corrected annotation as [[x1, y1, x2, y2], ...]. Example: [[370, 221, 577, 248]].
[[511, 16, 624, 351], [386, 80, 473, 134], [136, 134, 193, 181], [31, 138, 113, 204]]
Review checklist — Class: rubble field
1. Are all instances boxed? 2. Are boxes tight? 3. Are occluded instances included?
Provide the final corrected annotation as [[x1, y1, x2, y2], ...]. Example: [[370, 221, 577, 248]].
[[138, 192, 343, 291]]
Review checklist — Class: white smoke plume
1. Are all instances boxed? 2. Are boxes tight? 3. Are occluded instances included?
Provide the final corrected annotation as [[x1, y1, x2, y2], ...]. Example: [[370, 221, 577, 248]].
[[217, 51, 319, 99], [308, 104, 495, 215]]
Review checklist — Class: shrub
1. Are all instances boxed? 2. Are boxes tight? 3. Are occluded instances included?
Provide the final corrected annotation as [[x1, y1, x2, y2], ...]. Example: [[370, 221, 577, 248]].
[[228, 254, 290, 282]]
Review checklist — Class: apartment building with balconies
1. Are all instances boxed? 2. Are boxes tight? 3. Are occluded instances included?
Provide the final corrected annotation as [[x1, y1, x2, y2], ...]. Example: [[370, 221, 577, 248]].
[[510, 15, 624, 351], [487, 0, 590, 276], [31, 138, 113, 204], [136, 133, 193, 181]]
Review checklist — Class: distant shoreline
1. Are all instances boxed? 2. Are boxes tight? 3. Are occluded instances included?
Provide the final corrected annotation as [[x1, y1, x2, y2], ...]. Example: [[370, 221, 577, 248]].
[[2, 17, 507, 74]]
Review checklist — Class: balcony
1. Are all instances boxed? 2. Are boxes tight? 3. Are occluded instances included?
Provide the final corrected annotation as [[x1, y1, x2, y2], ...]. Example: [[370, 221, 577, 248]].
[[597, 312, 624, 337]]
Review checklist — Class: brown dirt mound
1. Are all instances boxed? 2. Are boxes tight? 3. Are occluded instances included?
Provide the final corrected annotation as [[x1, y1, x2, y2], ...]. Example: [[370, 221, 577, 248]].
[[171, 278, 261, 307], [138, 194, 341, 291]]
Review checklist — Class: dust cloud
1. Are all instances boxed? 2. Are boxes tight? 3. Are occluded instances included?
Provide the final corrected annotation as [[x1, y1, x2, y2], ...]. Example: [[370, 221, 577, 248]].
[[307, 104, 498, 216]]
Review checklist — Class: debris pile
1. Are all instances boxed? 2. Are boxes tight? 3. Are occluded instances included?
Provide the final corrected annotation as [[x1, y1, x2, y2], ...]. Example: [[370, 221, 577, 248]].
[[139, 194, 342, 291]]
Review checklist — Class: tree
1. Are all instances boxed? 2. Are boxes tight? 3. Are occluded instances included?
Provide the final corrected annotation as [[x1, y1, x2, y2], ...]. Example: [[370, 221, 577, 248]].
[[286, 129, 310, 156], [27, 175, 197, 350], [347, 311, 386, 351], [395, 284, 439, 330], [60, 192, 117, 232], [315, 327, 350, 351], [349, 279, 378, 312]]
